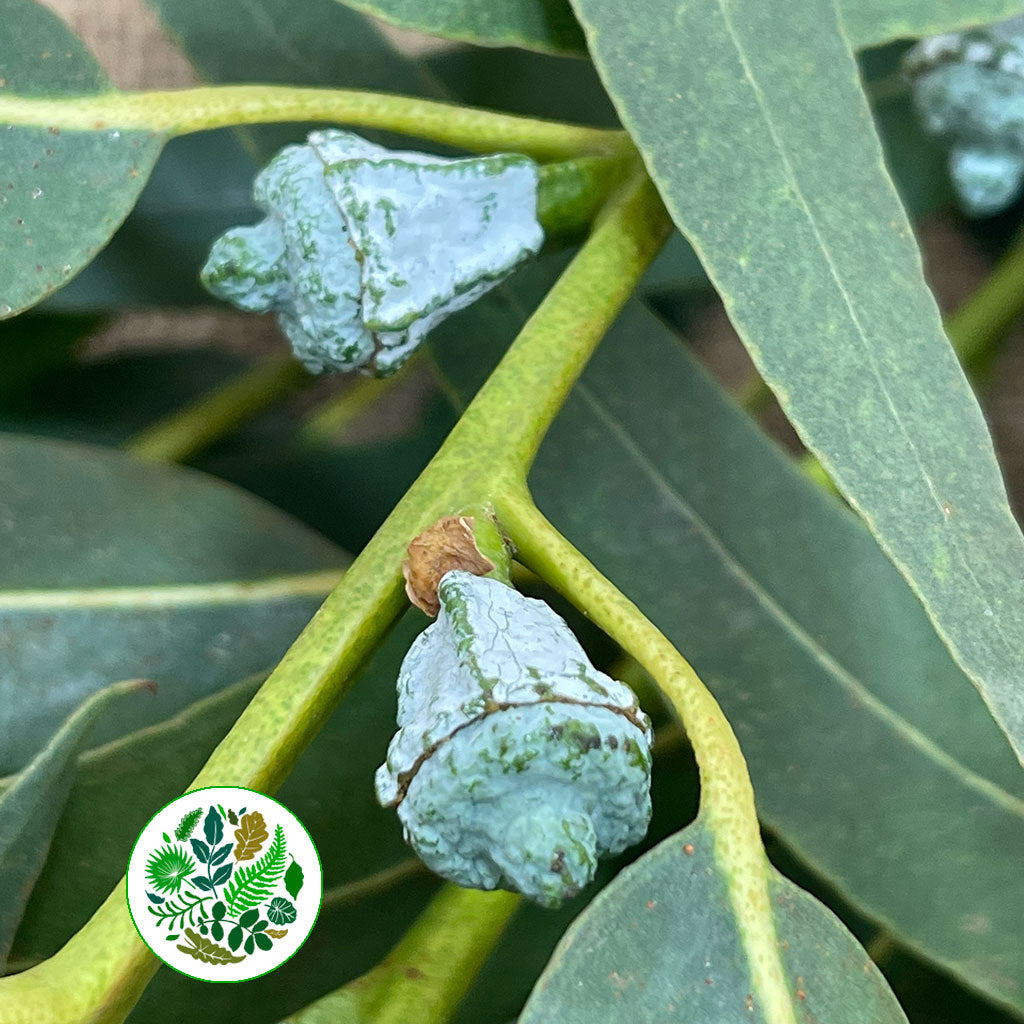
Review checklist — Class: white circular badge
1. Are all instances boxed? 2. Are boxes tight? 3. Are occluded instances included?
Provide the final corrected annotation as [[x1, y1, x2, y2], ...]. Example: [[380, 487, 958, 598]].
[[126, 786, 322, 982]]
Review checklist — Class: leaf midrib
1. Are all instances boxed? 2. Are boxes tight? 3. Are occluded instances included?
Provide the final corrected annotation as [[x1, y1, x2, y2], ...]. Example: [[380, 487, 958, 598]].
[[709, 0, 1018, 684], [575, 381, 1024, 820], [0, 568, 342, 611]]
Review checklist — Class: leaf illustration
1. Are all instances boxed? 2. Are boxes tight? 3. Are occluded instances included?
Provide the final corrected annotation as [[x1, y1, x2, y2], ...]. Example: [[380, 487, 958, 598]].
[[239, 908, 259, 928], [254, 933, 273, 951], [173, 807, 203, 842], [265, 928, 288, 939], [204, 806, 223, 847], [223, 825, 286, 916], [211, 863, 233, 886], [145, 844, 196, 895], [227, 925, 243, 952], [210, 920, 223, 942], [227, 810, 238, 826], [210, 842, 233, 866], [233, 811, 268, 862], [190, 838, 210, 864], [176, 927, 245, 965], [146, 890, 210, 930], [244, 934, 255, 955], [284, 857, 304, 901], [146, 892, 164, 905], [266, 897, 296, 926], [190, 875, 214, 892]]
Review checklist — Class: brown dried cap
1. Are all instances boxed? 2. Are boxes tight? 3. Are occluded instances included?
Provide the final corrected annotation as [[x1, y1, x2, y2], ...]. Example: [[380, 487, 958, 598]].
[[403, 516, 497, 615]]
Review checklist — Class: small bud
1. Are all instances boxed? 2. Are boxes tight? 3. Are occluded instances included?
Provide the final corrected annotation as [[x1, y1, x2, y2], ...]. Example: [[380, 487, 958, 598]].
[[376, 571, 652, 907], [201, 130, 543, 374], [905, 16, 1024, 215]]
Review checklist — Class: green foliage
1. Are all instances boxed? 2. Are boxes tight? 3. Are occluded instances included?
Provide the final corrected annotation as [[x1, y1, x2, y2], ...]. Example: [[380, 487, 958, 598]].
[[223, 826, 287, 917], [3, 2, 1024, 1024], [0, 0, 163, 317], [520, 823, 908, 1023], [144, 845, 197, 896], [0, 680, 149, 968], [569, 0, 1024, 768], [173, 809, 203, 843]]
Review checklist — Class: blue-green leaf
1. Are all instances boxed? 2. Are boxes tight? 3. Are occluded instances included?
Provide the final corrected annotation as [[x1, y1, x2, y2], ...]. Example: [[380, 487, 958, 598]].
[[569, 0, 1024, 770]]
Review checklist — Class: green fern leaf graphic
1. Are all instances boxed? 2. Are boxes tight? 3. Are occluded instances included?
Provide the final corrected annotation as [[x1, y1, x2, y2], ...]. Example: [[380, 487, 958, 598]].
[[223, 825, 286, 916], [174, 807, 203, 842]]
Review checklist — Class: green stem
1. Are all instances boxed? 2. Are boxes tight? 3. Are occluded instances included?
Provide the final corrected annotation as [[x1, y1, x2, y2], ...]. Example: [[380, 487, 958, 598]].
[[284, 886, 518, 1024], [298, 368, 413, 446], [0, 86, 627, 161], [124, 355, 307, 463], [494, 487, 795, 1024], [0, 173, 669, 1024], [945, 227, 1024, 374], [321, 859, 428, 912]]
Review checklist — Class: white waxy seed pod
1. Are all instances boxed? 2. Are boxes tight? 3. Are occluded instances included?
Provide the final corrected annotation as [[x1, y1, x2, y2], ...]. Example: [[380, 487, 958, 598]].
[[200, 130, 543, 375], [905, 15, 1024, 215], [375, 570, 653, 908]]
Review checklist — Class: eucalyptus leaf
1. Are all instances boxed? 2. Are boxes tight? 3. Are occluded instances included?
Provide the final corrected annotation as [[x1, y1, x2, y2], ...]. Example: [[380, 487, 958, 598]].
[[0, 434, 344, 773], [40, 132, 262, 311], [520, 822, 907, 1023], [331, 0, 586, 57], [569, 0, 1024, 771], [0, 678, 151, 970], [0, 0, 163, 318], [432, 291, 1024, 1011], [326, 0, 1024, 61]]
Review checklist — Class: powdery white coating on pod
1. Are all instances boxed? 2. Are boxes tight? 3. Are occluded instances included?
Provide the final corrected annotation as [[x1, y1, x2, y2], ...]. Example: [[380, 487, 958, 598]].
[[375, 571, 653, 908], [201, 130, 543, 375], [905, 16, 1024, 215]]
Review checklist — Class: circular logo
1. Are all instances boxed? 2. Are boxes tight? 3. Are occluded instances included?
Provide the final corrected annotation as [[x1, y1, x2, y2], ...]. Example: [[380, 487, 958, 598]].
[[126, 787, 322, 982]]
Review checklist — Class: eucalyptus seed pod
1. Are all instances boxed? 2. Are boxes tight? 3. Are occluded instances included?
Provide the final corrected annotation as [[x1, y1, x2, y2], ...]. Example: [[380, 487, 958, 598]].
[[905, 16, 1024, 214], [375, 570, 652, 908], [201, 130, 543, 375]]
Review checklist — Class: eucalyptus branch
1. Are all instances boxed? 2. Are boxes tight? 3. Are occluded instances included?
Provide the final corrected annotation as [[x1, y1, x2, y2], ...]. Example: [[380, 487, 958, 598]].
[[0, 86, 627, 161], [124, 355, 308, 463], [0, 173, 670, 1024], [493, 487, 796, 1024]]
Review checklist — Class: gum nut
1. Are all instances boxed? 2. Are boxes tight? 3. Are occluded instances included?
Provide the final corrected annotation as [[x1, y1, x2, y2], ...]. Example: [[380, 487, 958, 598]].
[[949, 146, 1024, 214]]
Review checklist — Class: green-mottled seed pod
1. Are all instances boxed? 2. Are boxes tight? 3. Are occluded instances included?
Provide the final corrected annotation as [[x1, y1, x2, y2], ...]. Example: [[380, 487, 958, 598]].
[[201, 130, 543, 375], [375, 570, 652, 908], [905, 16, 1024, 215]]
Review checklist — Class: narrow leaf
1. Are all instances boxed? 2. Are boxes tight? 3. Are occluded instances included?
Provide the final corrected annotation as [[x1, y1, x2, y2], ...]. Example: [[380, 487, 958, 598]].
[[327, 0, 1024, 60], [570, 0, 1024, 767], [0, 678, 150, 968], [190, 839, 210, 864], [204, 806, 223, 847], [433, 291, 1024, 1009], [520, 823, 907, 1022]]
